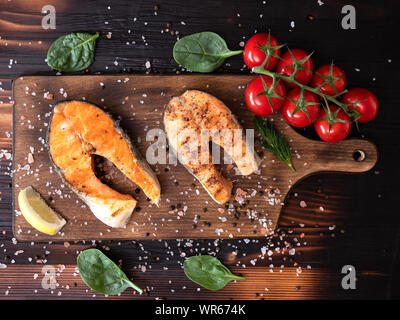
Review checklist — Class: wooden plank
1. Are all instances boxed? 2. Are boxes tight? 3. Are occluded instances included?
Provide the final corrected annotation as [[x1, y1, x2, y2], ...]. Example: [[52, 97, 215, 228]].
[[0, 0, 398, 300], [12, 75, 377, 241], [0, 264, 390, 300]]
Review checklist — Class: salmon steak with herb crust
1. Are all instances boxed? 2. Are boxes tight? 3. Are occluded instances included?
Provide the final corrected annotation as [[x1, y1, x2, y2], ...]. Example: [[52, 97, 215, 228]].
[[164, 90, 260, 204], [47, 100, 160, 228]]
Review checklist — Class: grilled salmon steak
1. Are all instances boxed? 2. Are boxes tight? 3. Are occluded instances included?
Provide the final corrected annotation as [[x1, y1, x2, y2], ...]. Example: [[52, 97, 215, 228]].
[[164, 90, 260, 204], [48, 100, 160, 228]]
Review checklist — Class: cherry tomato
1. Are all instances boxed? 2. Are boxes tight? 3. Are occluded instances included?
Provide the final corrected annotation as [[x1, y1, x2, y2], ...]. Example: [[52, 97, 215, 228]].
[[342, 88, 378, 123], [245, 75, 286, 116], [276, 49, 313, 88], [243, 33, 281, 71], [314, 105, 351, 143], [281, 88, 320, 127], [311, 64, 347, 96]]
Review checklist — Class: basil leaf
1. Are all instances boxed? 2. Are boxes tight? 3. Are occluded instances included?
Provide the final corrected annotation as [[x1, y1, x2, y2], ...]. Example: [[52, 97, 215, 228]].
[[47, 32, 99, 72], [184, 255, 245, 290], [173, 32, 243, 73], [77, 248, 143, 295]]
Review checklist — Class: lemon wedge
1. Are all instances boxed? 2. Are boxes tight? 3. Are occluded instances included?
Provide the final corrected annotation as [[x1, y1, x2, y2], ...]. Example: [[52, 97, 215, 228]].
[[18, 186, 66, 235]]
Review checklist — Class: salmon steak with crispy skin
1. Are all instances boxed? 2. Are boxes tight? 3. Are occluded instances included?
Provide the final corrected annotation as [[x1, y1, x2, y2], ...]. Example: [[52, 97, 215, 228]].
[[48, 100, 160, 228], [164, 90, 260, 204]]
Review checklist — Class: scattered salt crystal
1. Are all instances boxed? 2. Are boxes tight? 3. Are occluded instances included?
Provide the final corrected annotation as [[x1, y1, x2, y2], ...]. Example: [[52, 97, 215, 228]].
[[27, 153, 34, 164]]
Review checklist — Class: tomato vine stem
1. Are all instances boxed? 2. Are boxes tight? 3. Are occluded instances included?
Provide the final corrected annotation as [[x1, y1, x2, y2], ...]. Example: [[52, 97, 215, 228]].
[[252, 65, 353, 117]]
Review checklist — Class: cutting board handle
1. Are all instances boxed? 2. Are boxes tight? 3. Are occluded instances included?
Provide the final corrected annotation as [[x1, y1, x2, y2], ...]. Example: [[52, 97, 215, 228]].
[[305, 138, 378, 174]]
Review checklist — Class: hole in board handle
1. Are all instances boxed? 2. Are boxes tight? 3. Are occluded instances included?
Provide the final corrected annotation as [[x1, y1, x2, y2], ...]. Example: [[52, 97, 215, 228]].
[[352, 150, 366, 162]]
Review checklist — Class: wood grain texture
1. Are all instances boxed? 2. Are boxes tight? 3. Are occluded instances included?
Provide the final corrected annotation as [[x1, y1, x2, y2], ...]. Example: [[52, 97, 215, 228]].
[[0, 265, 357, 300], [0, 0, 399, 300], [12, 75, 377, 241]]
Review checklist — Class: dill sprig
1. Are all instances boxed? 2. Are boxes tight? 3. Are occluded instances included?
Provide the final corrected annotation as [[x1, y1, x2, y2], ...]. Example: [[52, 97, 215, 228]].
[[254, 116, 296, 172]]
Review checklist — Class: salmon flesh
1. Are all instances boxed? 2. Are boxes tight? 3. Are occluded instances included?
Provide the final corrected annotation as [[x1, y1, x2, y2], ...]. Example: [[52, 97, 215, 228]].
[[164, 90, 260, 204], [48, 100, 160, 228]]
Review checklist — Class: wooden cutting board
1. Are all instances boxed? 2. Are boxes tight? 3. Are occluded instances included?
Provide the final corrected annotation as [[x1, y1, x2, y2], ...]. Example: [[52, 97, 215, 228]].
[[12, 75, 377, 241]]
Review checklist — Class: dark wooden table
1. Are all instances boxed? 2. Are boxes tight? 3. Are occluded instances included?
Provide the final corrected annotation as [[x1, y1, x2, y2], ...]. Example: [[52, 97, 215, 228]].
[[0, 0, 399, 300]]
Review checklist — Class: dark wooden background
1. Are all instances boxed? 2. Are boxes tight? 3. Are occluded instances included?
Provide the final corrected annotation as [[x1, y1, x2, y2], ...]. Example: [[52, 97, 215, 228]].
[[0, 0, 399, 299]]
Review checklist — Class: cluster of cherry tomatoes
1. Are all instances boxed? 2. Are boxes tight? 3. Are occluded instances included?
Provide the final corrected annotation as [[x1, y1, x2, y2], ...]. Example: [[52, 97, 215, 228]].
[[243, 33, 379, 143]]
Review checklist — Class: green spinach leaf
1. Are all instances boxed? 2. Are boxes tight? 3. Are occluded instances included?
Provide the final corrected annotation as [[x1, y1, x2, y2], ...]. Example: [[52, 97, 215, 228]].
[[47, 32, 99, 72], [77, 248, 143, 295], [183, 255, 245, 290], [173, 32, 243, 73]]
